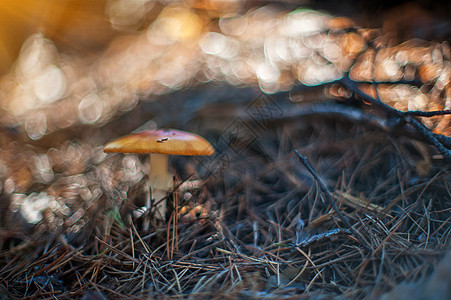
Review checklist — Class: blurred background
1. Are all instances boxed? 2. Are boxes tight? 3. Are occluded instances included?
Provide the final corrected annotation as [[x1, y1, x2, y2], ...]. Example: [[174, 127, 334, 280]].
[[0, 0, 450, 140], [1, 2, 451, 298]]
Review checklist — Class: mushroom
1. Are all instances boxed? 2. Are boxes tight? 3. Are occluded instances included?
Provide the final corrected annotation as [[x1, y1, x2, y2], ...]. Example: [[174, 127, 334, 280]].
[[104, 128, 214, 220]]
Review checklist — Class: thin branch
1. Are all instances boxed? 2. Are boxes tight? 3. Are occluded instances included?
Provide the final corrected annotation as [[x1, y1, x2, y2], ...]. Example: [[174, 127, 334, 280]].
[[294, 150, 370, 252], [338, 74, 451, 160], [404, 110, 451, 117]]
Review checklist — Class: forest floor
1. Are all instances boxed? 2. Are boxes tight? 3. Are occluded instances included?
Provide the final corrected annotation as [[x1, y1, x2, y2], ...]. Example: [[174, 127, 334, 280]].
[[0, 0, 450, 299]]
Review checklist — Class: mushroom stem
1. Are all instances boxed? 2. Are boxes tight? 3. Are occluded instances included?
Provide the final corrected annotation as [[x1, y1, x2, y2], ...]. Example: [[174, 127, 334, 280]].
[[149, 153, 173, 219]]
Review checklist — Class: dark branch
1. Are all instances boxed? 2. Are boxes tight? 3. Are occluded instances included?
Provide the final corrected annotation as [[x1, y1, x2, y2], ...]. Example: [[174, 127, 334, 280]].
[[404, 110, 451, 117], [295, 150, 370, 252]]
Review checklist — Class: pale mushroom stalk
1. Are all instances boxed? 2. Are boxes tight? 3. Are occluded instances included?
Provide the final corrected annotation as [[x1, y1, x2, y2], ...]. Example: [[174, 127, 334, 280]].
[[148, 153, 172, 219]]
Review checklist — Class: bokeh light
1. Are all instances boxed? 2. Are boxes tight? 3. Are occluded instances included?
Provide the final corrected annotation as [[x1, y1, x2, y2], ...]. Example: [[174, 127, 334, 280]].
[[0, 1, 448, 138]]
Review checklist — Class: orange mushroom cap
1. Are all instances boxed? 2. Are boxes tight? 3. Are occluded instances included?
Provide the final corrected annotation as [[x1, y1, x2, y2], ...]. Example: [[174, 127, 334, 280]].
[[104, 129, 215, 156]]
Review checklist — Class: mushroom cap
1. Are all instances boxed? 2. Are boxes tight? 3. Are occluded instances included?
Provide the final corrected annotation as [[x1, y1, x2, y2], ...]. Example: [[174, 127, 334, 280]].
[[104, 129, 215, 156]]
